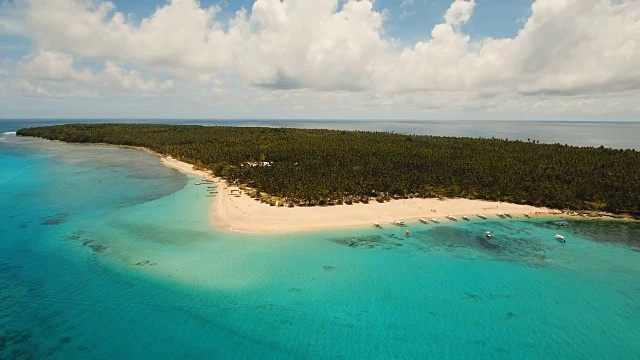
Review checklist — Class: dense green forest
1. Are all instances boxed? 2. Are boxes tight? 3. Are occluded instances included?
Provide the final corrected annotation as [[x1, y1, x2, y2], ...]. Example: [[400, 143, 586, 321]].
[[17, 124, 640, 215]]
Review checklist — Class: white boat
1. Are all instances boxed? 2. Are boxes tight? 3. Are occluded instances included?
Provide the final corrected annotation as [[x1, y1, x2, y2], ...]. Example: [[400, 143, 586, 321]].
[[430, 218, 439, 223], [419, 218, 429, 224], [485, 231, 493, 238], [462, 216, 470, 221], [555, 234, 566, 242], [477, 214, 487, 219], [374, 222, 382, 228], [393, 220, 406, 227], [446, 215, 457, 221]]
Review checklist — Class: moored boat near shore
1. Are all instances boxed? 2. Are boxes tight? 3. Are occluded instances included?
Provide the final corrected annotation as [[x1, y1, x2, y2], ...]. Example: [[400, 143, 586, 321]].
[[154, 156, 567, 234], [5, 122, 640, 359]]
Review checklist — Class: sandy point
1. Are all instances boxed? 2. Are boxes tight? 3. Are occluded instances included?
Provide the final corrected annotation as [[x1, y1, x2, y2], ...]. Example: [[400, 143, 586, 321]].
[[160, 156, 557, 234]]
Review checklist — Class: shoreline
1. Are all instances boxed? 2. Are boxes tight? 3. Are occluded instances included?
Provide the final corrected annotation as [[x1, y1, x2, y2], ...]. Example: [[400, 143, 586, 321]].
[[26, 138, 632, 234], [160, 155, 212, 179], [158, 156, 570, 234], [17, 134, 636, 234]]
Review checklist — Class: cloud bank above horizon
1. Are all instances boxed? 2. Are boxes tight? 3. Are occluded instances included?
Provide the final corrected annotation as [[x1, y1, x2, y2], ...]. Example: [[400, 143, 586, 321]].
[[0, 0, 639, 120]]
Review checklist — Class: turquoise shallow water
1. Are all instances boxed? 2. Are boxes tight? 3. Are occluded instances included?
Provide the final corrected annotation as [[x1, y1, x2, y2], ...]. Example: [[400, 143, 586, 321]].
[[1, 132, 639, 359]]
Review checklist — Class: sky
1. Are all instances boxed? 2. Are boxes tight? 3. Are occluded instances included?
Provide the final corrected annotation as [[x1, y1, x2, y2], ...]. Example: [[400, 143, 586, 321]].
[[0, 0, 638, 120]]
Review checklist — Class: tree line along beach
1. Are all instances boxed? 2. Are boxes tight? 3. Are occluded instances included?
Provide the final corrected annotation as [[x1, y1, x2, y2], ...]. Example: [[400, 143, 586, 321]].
[[16, 123, 640, 233]]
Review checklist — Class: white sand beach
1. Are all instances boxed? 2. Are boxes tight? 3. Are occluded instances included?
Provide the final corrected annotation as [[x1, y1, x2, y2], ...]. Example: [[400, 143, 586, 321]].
[[161, 155, 555, 234], [160, 156, 211, 178]]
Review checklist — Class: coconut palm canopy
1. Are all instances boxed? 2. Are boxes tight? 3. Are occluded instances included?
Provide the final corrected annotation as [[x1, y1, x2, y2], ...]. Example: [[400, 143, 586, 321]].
[[18, 124, 640, 215]]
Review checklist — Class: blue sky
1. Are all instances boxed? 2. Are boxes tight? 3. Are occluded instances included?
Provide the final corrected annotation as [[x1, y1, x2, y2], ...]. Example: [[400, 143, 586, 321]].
[[382, 0, 533, 43], [2, 0, 534, 62], [104, 0, 534, 42], [0, 0, 638, 120]]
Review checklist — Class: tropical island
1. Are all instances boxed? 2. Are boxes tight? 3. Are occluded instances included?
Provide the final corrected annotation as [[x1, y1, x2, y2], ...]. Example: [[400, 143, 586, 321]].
[[17, 124, 640, 231]]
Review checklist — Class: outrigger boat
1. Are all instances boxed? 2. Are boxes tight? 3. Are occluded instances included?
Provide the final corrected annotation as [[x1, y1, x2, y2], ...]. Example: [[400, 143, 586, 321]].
[[496, 213, 505, 218], [430, 218, 439, 223], [374, 222, 383, 229], [446, 215, 457, 221], [393, 220, 406, 227], [347, 238, 359, 246], [419, 218, 429, 224], [504, 213, 512, 218], [485, 231, 493, 238], [477, 214, 487, 219], [462, 216, 470, 221]]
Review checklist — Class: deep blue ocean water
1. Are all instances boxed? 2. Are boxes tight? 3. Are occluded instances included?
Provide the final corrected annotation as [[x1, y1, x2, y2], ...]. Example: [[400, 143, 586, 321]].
[[1, 119, 639, 149], [1, 123, 639, 359]]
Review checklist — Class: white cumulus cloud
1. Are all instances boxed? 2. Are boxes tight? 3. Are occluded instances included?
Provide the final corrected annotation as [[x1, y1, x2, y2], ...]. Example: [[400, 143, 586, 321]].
[[12, 50, 173, 97], [444, 0, 475, 27], [0, 0, 638, 118]]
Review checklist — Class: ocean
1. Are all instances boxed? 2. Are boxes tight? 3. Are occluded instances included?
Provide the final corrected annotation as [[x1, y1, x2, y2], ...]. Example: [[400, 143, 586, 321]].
[[1, 119, 639, 149], [1, 122, 639, 359]]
